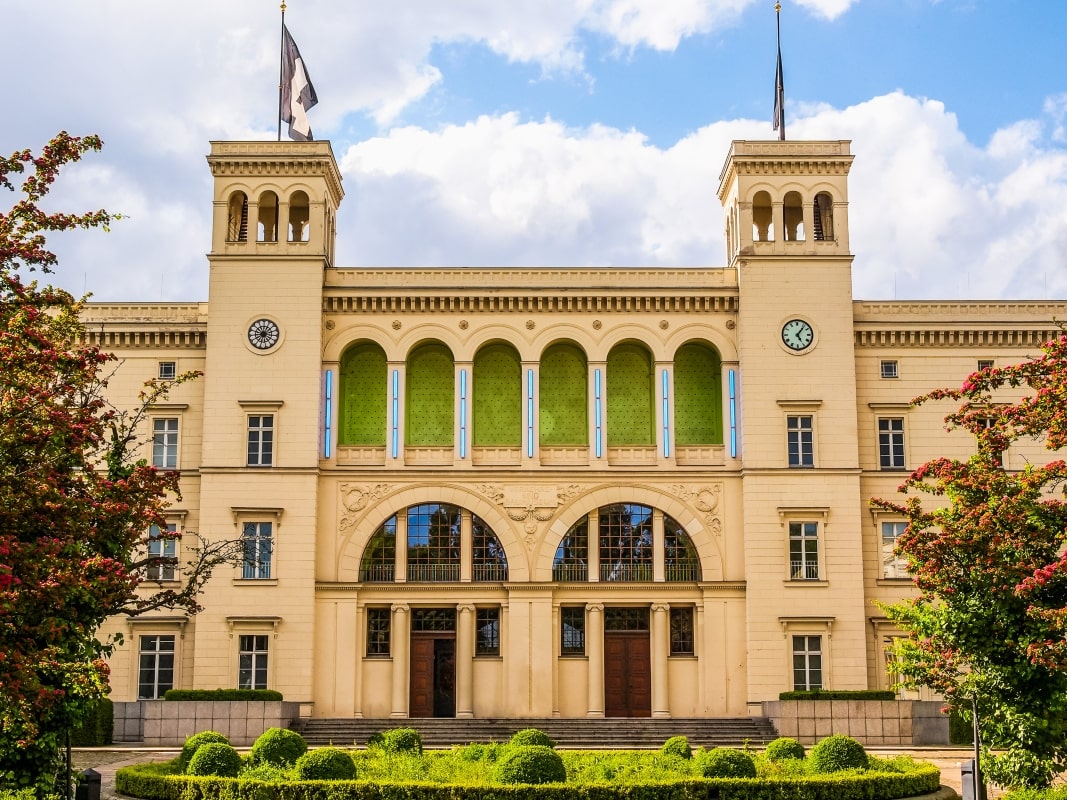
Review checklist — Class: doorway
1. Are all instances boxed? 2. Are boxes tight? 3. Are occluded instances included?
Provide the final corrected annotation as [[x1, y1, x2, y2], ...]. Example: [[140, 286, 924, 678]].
[[603, 608, 651, 717], [409, 608, 457, 718]]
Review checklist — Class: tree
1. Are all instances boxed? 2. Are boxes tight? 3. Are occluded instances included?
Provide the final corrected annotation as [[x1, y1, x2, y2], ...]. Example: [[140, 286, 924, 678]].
[[0, 134, 239, 791], [875, 333, 1067, 789]]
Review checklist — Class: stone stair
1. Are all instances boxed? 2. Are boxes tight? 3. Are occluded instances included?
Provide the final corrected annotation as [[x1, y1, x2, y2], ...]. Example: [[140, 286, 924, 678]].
[[292, 717, 779, 749]]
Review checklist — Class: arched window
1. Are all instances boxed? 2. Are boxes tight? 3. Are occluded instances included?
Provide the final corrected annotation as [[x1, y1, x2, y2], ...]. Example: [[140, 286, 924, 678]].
[[599, 503, 653, 581], [673, 342, 723, 445], [407, 503, 461, 582], [752, 190, 773, 242], [472, 515, 508, 581], [553, 516, 588, 582], [607, 343, 654, 446], [664, 516, 701, 581], [339, 342, 387, 446], [359, 516, 395, 582], [406, 343, 454, 446], [227, 191, 248, 242], [258, 191, 278, 242], [289, 190, 311, 242], [473, 343, 521, 447], [784, 191, 804, 242], [540, 342, 587, 446], [813, 191, 834, 241]]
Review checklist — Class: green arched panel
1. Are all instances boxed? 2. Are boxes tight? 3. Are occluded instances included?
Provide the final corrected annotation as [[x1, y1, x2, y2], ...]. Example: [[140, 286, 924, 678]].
[[406, 343, 454, 446], [607, 343, 654, 446], [339, 342, 387, 445], [674, 342, 723, 445], [539, 343, 588, 446], [473, 343, 521, 446]]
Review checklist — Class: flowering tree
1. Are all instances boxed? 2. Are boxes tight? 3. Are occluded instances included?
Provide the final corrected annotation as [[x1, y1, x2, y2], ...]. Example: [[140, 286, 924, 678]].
[[0, 134, 238, 790], [876, 334, 1067, 789]]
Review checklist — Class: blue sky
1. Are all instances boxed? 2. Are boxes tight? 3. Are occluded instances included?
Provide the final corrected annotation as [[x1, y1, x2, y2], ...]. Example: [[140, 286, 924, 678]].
[[4, 0, 1066, 302]]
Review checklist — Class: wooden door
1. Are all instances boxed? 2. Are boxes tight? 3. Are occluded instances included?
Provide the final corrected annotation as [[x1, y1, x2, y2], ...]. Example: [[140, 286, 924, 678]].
[[409, 636, 435, 717], [410, 633, 457, 718], [604, 632, 652, 717]]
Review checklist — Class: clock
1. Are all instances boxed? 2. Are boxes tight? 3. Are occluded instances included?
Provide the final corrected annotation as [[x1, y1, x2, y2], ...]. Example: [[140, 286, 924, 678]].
[[247, 318, 280, 350], [781, 318, 814, 352]]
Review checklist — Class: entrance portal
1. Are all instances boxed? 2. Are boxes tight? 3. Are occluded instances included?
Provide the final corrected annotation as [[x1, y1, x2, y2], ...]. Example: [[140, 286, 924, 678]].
[[603, 608, 651, 717], [409, 609, 457, 718]]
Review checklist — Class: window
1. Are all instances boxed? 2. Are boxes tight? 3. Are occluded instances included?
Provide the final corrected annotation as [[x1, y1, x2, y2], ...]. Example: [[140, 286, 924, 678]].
[[138, 635, 175, 699], [664, 517, 702, 582], [880, 360, 898, 379], [669, 608, 694, 656], [787, 415, 814, 468], [878, 418, 906, 469], [359, 517, 396, 582], [472, 516, 508, 581], [553, 518, 588, 582], [241, 522, 272, 579], [881, 522, 909, 578], [247, 415, 274, 467], [406, 503, 461, 582], [476, 608, 500, 656], [560, 607, 585, 655], [152, 418, 178, 469], [158, 361, 176, 380], [789, 521, 819, 580], [977, 359, 994, 372], [366, 608, 391, 656], [792, 635, 823, 690], [238, 634, 268, 689], [599, 504, 653, 582], [147, 523, 177, 582]]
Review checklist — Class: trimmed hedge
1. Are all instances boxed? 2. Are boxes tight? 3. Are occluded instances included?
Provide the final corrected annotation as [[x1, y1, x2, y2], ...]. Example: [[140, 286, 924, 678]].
[[370, 727, 423, 754], [186, 743, 242, 777], [510, 729, 557, 749], [697, 748, 757, 779], [250, 727, 308, 767], [294, 748, 358, 780], [495, 746, 567, 785], [778, 690, 896, 701], [70, 697, 114, 746], [164, 689, 284, 701], [765, 737, 805, 761], [661, 736, 692, 759], [808, 735, 868, 774], [178, 731, 230, 771]]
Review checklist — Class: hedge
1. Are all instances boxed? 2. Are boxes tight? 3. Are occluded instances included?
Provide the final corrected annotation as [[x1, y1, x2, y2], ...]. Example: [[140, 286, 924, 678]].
[[70, 697, 114, 746], [778, 690, 896, 701], [163, 689, 284, 701]]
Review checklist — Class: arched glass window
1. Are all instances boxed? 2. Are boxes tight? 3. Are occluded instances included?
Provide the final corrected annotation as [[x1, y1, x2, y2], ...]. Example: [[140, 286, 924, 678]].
[[407, 503, 461, 582], [664, 515, 701, 582], [607, 343, 654, 446], [540, 342, 587, 446], [784, 191, 804, 242], [339, 342, 387, 445], [406, 342, 454, 446], [289, 190, 311, 242], [752, 190, 773, 242], [813, 191, 834, 241], [473, 343, 521, 446], [227, 191, 248, 242], [553, 517, 588, 582], [472, 514, 508, 581], [258, 191, 278, 242], [359, 516, 395, 582], [673, 342, 723, 445], [599, 503, 653, 581]]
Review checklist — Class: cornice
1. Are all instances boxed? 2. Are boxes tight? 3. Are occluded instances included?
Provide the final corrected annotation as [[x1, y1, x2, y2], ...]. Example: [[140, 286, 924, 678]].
[[207, 140, 344, 204], [323, 292, 738, 315]]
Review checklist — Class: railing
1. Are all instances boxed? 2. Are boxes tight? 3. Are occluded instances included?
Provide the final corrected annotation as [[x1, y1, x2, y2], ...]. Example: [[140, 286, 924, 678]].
[[359, 564, 395, 582], [472, 564, 508, 582], [665, 563, 701, 582], [790, 561, 820, 580], [552, 563, 588, 582], [601, 564, 653, 582], [407, 564, 460, 582]]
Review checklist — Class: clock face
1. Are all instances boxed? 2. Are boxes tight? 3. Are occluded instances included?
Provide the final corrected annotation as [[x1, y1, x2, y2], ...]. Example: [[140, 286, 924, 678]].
[[781, 318, 814, 352], [247, 318, 280, 350]]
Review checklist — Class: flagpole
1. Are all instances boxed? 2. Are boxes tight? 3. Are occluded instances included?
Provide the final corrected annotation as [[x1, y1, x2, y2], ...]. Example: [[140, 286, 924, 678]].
[[278, 1, 287, 141], [775, 1, 785, 141]]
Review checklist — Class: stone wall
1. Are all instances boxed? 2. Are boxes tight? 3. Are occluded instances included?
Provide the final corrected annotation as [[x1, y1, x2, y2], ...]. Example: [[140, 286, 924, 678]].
[[129, 700, 302, 746], [762, 700, 948, 746], [113, 701, 144, 743]]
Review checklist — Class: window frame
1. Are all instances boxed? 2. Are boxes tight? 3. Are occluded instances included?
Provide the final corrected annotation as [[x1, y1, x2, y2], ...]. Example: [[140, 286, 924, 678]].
[[792, 634, 823, 691], [237, 634, 269, 690], [786, 414, 814, 468], [788, 521, 820, 581], [151, 417, 179, 470], [880, 360, 899, 379], [137, 634, 176, 699], [366, 607, 391, 657], [475, 607, 501, 657], [560, 606, 586, 656], [878, 416, 906, 470], [247, 414, 275, 467], [881, 521, 909, 579], [669, 607, 695, 656], [241, 521, 273, 580], [157, 361, 177, 380], [146, 522, 178, 582]]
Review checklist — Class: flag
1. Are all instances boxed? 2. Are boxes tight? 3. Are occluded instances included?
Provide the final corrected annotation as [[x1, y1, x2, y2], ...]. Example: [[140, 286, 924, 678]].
[[772, 38, 785, 138], [281, 23, 318, 141]]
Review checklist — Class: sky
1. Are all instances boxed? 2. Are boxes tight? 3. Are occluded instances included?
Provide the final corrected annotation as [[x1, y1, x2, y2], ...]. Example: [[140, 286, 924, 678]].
[[4, 0, 1067, 303]]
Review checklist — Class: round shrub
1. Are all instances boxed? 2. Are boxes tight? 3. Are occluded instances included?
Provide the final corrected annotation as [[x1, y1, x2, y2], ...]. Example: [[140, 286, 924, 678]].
[[765, 736, 806, 761], [178, 731, 230, 770], [808, 734, 868, 773], [495, 745, 567, 785], [381, 727, 423, 754], [186, 742, 242, 777], [250, 727, 308, 766], [696, 747, 757, 778], [661, 735, 692, 759], [509, 728, 556, 749], [294, 747, 357, 780]]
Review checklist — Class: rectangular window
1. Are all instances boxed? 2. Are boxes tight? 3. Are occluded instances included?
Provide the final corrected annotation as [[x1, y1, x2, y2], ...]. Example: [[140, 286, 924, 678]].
[[789, 521, 819, 580], [152, 418, 178, 469], [881, 521, 909, 579], [138, 634, 175, 699], [560, 607, 585, 656], [158, 361, 177, 380], [247, 415, 274, 467], [880, 360, 899, 379], [787, 415, 814, 468], [878, 417, 906, 470], [977, 359, 994, 372], [475, 608, 500, 656], [669, 607, 694, 656], [147, 523, 177, 581], [366, 608, 391, 656], [241, 522, 272, 579], [238, 634, 268, 690], [792, 635, 823, 690]]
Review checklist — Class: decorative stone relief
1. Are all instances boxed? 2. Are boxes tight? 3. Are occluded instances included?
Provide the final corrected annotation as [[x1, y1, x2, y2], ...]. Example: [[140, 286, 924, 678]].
[[478, 483, 573, 545], [667, 483, 724, 535], [339, 483, 392, 532], [476, 483, 505, 505]]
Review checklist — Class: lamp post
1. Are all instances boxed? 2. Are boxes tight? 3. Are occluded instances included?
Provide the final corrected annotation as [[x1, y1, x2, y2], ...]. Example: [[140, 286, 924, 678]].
[[971, 695, 986, 800]]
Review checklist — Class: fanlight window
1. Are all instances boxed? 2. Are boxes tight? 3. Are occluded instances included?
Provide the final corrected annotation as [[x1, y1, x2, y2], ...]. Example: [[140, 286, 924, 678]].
[[599, 503, 653, 581], [406, 503, 461, 582], [665, 516, 701, 581], [359, 516, 395, 582], [553, 517, 588, 582], [473, 516, 508, 581]]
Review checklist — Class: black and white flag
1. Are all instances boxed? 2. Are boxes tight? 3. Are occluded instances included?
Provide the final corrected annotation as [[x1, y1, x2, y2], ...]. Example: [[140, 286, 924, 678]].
[[281, 24, 318, 141]]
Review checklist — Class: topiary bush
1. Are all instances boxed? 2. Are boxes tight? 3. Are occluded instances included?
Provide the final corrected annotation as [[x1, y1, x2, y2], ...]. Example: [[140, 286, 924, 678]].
[[177, 731, 230, 771], [661, 735, 692, 759], [808, 734, 869, 773], [293, 747, 357, 780], [509, 728, 557, 749], [765, 736, 806, 761], [186, 742, 242, 777], [249, 726, 308, 766], [495, 745, 567, 785], [696, 747, 757, 778], [379, 727, 423, 754]]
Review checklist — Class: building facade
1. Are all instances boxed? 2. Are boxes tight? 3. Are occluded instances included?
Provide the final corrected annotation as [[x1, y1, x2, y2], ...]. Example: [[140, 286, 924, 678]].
[[91, 137, 1066, 720]]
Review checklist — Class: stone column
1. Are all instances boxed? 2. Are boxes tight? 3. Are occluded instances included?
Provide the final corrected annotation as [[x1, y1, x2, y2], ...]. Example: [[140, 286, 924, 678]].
[[460, 510, 472, 582], [390, 604, 409, 717], [652, 509, 665, 582], [394, 513, 407, 582], [586, 603, 604, 717], [588, 509, 600, 583], [456, 604, 476, 718], [651, 603, 671, 718]]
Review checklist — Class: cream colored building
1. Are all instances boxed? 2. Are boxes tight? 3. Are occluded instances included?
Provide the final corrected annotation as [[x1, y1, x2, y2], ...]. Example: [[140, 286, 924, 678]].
[[90, 136, 1066, 721]]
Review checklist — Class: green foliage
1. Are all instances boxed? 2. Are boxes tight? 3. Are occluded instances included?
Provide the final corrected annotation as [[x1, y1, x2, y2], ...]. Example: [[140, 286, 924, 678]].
[[250, 728, 308, 767], [186, 743, 242, 777], [807, 735, 867, 773], [1006, 787, 1067, 800], [778, 690, 895, 700], [69, 697, 113, 746], [660, 736, 692, 759], [494, 746, 567, 785], [164, 689, 283, 701], [293, 748, 357, 781], [696, 748, 757, 778], [0, 790, 37, 800], [509, 728, 557, 749], [178, 731, 230, 771], [765, 737, 805, 761], [372, 727, 423, 755], [948, 707, 975, 745]]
